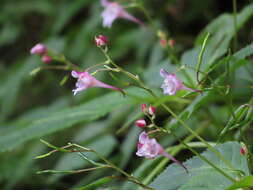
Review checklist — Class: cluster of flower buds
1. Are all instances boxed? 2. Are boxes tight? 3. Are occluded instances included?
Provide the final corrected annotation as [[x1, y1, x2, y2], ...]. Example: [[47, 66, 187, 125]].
[[30, 43, 52, 63], [134, 105, 187, 172], [141, 104, 156, 116], [135, 104, 156, 128], [157, 31, 175, 49]]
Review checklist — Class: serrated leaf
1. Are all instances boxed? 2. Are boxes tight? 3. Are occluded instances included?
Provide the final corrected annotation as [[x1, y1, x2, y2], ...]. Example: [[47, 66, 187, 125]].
[[150, 142, 249, 190], [179, 170, 232, 190]]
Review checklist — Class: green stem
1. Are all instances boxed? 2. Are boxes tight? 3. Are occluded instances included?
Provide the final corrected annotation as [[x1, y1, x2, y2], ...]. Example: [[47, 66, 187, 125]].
[[135, 2, 157, 32], [71, 144, 155, 190], [152, 124, 235, 182], [100, 48, 146, 87], [158, 99, 235, 171], [99, 47, 236, 175], [196, 33, 210, 84], [37, 166, 108, 174], [169, 131, 236, 182], [233, 0, 238, 52]]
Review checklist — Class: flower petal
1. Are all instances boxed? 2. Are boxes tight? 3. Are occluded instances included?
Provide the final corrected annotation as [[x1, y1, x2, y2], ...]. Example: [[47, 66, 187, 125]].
[[71, 71, 80, 78]]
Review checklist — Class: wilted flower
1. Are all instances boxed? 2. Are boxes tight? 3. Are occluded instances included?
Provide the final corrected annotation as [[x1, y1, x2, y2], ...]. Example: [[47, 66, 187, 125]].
[[41, 55, 52, 63], [160, 68, 198, 95], [71, 71, 122, 95], [95, 35, 108, 46], [30, 43, 46, 55], [136, 132, 187, 172], [100, 0, 143, 28], [135, 119, 146, 128]]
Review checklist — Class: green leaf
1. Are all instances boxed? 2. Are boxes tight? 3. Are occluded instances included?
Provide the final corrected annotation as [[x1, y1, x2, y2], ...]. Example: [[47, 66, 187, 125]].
[[52, 0, 93, 34], [181, 3, 253, 83], [0, 88, 150, 152], [150, 142, 249, 190], [226, 175, 253, 190], [0, 59, 36, 121], [179, 170, 233, 190]]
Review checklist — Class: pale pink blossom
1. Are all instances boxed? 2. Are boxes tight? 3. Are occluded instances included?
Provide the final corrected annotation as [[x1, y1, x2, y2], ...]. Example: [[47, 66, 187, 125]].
[[160, 68, 198, 95], [100, 0, 144, 28], [136, 132, 187, 172], [135, 119, 146, 128], [41, 55, 52, 63], [71, 71, 122, 95], [95, 35, 108, 46], [30, 43, 46, 55]]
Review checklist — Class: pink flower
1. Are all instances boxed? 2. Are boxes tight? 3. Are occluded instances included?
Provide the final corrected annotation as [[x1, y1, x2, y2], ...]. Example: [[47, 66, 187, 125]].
[[160, 69, 198, 95], [135, 119, 146, 128], [136, 132, 187, 172], [71, 71, 122, 95], [100, 0, 144, 28], [95, 35, 108, 46], [30, 43, 46, 55], [41, 55, 52, 63]]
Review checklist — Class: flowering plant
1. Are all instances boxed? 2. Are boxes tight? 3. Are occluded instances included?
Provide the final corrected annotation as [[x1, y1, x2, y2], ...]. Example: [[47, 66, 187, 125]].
[[1, 1, 253, 190]]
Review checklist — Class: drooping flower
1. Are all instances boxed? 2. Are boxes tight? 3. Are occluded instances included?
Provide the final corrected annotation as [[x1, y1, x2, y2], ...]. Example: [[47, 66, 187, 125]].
[[136, 132, 188, 172], [135, 119, 147, 128], [95, 35, 108, 47], [30, 43, 46, 55], [160, 68, 198, 95], [71, 70, 122, 95], [100, 0, 144, 28]]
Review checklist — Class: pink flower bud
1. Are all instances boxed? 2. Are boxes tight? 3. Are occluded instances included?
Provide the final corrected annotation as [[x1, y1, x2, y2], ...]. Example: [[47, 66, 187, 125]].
[[148, 106, 156, 116], [95, 35, 108, 46], [160, 39, 167, 48], [168, 39, 175, 48], [30, 43, 46, 55], [135, 119, 146, 128], [240, 145, 248, 155], [41, 55, 52, 63], [141, 104, 147, 112]]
